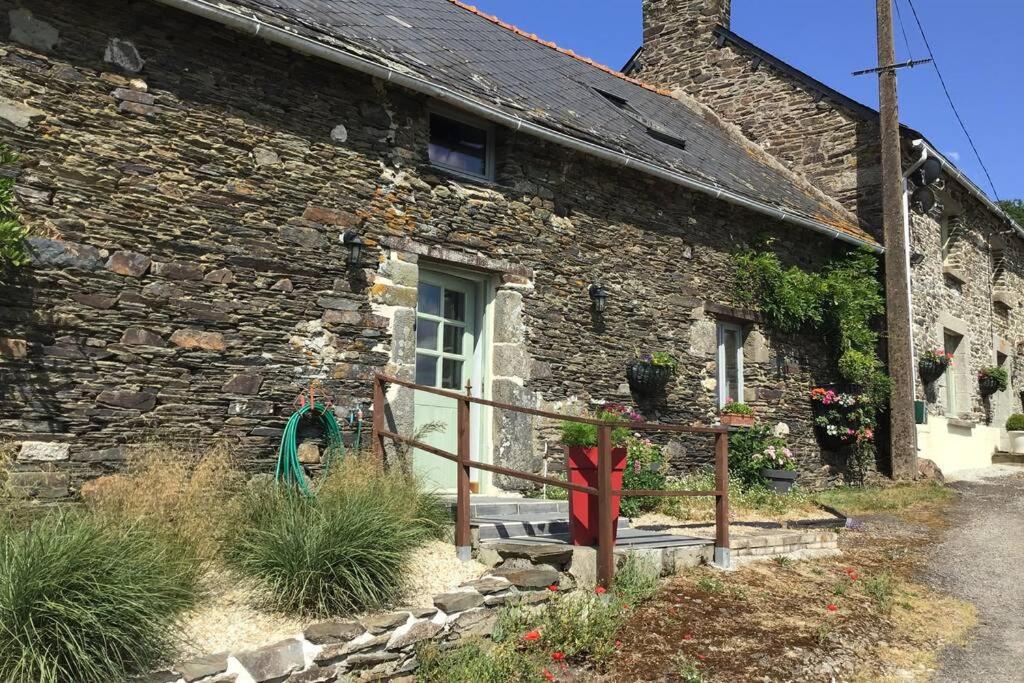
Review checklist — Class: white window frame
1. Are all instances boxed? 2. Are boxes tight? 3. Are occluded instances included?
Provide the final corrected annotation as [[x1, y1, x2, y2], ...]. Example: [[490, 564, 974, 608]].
[[716, 322, 745, 408], [427, 107, 495, 181], [943, 330, 962, 416]]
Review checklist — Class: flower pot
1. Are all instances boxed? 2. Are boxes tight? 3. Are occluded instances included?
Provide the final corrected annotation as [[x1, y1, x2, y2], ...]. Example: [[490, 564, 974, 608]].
[[626, 361, 673, 396], [918, 358, 948, 384], [720, 413, 755, 428], [1009, 431, 1024, 455], [761, 468, 797, 494], [979, 376, 1002, 396], [565, 445, 628, 546]]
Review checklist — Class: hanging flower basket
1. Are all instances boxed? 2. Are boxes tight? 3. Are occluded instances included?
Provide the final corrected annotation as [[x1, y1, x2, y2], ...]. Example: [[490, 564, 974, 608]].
[[918, 350, 952, 384], [626, 358, 674, 395], [978, 366, 1008, 397]]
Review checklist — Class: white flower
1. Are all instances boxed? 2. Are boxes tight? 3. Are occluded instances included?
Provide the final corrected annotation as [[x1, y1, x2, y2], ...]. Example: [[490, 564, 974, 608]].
[[773, 422, 790, 437]]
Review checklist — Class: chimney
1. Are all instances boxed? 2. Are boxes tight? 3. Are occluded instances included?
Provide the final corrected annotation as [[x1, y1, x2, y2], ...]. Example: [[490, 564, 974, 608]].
[[637, 0, 731, 82]]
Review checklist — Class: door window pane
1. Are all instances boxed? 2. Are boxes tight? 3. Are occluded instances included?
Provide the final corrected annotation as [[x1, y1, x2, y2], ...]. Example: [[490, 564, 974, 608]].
[[441, 358, 463, 389], [416, 319, 439, 350], [444, 289, 465, 321], [443, 324, 463, 354], [418, 283, 441, 316], [415, 354, 438, 386]]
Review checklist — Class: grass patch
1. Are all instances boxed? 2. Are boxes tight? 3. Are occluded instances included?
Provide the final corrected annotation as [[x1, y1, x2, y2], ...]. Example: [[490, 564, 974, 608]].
[[417, 638, 540, 682], [813, 483, 954, 515], [225, 459, 449, 616], [657, 471, 818, 521], [0, 512, 202, 683]]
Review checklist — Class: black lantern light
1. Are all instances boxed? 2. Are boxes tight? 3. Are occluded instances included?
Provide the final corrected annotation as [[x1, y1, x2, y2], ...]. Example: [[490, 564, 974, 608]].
[[341, 230, 364, 267], [588, 283, 608, 314]]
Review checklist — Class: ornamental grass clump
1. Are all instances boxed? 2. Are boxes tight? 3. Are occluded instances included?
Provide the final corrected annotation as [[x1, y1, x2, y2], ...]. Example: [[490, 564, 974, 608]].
[[0, 512, 202, 683], [226, 460, 449, 617]]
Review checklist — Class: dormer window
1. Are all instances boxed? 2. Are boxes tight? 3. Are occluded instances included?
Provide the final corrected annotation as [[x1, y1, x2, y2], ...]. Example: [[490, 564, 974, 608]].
[[428, 111, 494, 180]]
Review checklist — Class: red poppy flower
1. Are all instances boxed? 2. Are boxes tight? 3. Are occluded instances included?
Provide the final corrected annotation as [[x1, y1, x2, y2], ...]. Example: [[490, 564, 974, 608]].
[[552, 651, 565, 662], [548, 584, 559, 591], [595, 586, 607, 594], [542, 669, 555, 681], [615, 640, 623, 649], [682, 633, 693, 641], [524, 630, 542, 642], [827, 603, 838, 612], [622, 603, 630, 610], [696, 654, 706, 661]]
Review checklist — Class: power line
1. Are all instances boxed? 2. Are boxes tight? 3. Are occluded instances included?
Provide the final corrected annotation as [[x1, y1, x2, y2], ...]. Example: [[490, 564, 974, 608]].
[[905, 0, 1001, 200], [893, 0, 914, 61]]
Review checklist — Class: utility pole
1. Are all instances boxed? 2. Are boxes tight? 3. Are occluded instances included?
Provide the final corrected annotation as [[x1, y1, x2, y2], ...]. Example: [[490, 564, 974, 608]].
[[876, 0, 918, 479]]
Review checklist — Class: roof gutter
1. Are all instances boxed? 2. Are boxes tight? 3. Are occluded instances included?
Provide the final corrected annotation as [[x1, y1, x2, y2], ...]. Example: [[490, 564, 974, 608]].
[[155, 0, 882, 253], [910, 139, 1024, 241]]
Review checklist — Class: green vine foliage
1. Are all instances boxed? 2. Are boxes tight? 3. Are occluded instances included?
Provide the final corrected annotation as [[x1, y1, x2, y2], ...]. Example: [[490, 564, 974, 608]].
[[0, 144, 29, 268]]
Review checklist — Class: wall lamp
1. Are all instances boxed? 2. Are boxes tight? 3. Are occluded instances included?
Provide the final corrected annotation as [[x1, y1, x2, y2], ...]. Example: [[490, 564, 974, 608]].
[[588, 283, 608, 314], [341, 230, 364, 267]]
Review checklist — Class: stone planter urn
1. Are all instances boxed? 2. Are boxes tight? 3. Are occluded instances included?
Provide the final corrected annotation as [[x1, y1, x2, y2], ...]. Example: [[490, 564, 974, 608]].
[[626, 361, 673, 396], [761, 468, 798, 494], [1008, 431, 1024, 455]]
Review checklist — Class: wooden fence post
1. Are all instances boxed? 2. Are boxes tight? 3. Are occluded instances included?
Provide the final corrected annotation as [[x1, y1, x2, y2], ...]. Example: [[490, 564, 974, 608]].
[[714, 430, 731, 568], [372, 375, 385, 468], [455, 382, 472, 561], [596, 424, 614, 588]]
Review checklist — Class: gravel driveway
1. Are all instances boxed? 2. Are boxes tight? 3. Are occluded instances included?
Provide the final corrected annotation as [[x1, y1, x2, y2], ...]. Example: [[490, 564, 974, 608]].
[[926, 469, 1024, 682]]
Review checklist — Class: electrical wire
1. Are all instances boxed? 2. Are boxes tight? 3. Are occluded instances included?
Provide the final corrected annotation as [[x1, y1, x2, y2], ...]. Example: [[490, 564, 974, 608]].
[[893, 0, 914, 61], [905, 0, 1001, 200]]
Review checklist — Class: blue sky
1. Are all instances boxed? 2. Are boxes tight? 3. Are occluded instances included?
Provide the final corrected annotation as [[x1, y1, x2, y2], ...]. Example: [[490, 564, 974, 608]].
[[469, 0, 1022, 200]]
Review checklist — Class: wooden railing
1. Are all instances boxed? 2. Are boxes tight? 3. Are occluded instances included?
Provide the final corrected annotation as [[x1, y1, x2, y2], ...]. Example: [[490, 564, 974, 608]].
[[372, 373, 731, 586]]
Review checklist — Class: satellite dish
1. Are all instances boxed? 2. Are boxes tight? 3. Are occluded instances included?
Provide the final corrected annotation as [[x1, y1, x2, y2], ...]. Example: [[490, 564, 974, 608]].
[[911, 156, 943, 187], [911, 186, 936, 214]]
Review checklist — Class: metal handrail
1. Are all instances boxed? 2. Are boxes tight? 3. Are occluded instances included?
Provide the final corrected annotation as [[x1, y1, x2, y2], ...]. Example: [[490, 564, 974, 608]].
[[372, 373, 730, 585]]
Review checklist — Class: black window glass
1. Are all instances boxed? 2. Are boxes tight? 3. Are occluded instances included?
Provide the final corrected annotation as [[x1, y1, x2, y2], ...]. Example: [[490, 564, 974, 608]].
[[429, 114, 488, 177]]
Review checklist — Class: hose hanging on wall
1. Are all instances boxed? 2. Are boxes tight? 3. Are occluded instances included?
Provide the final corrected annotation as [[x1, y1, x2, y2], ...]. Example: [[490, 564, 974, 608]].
[[275, 401, 343, 495]]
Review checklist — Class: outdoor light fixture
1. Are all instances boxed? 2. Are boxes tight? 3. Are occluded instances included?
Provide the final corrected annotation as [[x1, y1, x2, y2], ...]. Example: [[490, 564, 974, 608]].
[[341, 230, 364, 267], [909, 250, 925, 267], [588, 283, 608, 314]]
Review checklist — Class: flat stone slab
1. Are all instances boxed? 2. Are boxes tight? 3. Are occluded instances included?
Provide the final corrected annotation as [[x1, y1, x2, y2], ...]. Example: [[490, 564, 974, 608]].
[[234, 639, 304, 682], [304, 619, 365, 644], [488, 564, 560, 588], [176, 652, 229, 682], [433, 589, 484, 613]]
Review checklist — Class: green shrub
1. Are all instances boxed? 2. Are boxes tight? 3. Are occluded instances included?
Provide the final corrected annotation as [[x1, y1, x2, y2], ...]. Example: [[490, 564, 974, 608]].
[[1006, 414, 1024, 431], [0, 144, 29, 268], [979, 366, 1009, 392], [719, 401, 753, 416], [613, 552, 660, 605], [416, 639, 540, 682], [226, 463, 446, 616], [0, 512, 201, 683]]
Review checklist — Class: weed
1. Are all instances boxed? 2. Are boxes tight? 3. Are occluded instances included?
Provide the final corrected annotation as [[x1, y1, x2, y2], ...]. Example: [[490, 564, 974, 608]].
[[614, 552, 661, 605], [773, 555, 795, 568], [696, 575, 724, 594], [833, 580, 849, 597], [864, 571, 896, 612], [0, 512, 202, 683], [416, 639, 539, 682], [813, 484, 953, 515], [727, 585, 748, 601], [672, 653, 705, 682]]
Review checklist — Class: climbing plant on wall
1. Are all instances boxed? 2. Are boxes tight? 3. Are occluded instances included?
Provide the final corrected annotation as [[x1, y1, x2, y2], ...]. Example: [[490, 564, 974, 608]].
[[0, 144, 29, 268], [735, 241, 889, 477]]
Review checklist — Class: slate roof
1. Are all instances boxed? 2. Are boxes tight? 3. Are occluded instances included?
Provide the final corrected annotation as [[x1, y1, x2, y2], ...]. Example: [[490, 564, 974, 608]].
[[214, 0, 872, 243]]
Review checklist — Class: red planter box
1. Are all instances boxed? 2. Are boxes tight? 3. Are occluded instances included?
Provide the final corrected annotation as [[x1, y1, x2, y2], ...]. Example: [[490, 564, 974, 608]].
[[720, 413, 755, 427], [565, 445, 628, 546]]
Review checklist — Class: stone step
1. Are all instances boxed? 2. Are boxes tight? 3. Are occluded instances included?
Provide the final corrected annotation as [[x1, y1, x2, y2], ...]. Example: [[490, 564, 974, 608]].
[[993, 451, 1024, 465], [444, 496, 569, 519], [473, 513, 630, 541]]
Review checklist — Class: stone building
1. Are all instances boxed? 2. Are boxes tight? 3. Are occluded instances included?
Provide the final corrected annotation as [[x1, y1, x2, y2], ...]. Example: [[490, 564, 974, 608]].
[[1, 0, 889, 501], [629, 0, 1024, 474]]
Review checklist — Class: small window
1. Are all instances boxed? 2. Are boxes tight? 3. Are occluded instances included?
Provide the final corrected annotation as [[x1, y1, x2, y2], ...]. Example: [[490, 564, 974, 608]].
[[428, 112, 493, 180], [943, 331, 963, 415], [992, 247, 1007, 282], [717, 322, 745, 408]]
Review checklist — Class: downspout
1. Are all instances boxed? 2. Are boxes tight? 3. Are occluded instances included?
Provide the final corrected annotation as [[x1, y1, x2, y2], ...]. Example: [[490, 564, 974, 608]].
[[155, 0, 883, 253]]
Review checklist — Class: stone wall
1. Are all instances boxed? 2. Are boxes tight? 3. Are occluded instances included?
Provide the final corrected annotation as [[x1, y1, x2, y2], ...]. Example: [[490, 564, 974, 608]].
[[1, 0, 863, 499], [632, 0, 883, 234]]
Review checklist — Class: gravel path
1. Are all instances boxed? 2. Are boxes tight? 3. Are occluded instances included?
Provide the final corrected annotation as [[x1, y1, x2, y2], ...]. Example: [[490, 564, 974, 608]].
[[926, 469, 1024, 682]]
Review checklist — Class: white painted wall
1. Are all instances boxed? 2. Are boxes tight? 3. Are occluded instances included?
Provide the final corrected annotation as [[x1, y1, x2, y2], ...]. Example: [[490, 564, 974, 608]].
[[916, 416, 1004, 474]]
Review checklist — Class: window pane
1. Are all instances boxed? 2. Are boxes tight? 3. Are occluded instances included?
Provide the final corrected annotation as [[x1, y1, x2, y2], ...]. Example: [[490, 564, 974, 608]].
[[416, 354, 437, 387], [416, 319, 439, 350], [429, 115, 487, 177], [943, 332, 961, 413], [724, 330, 739, 402], [441, 358, 463, 389], [443, 324, 463, 354], [418, 283, 441, 316], [444, 289, 466, 322]]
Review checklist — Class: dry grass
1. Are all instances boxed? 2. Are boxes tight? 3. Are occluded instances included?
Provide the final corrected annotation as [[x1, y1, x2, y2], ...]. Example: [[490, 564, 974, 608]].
[[605, 504, 975, 682], [80, 442, 246, 560]]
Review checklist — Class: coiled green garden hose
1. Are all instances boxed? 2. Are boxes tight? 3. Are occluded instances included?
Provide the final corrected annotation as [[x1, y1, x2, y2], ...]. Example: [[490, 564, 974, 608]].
[[275, 402, 343, 494]]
